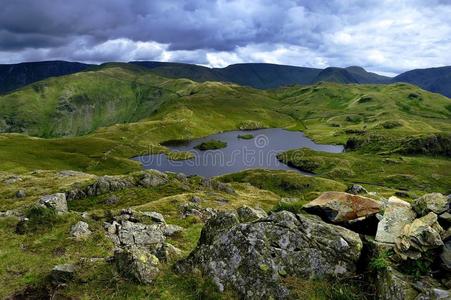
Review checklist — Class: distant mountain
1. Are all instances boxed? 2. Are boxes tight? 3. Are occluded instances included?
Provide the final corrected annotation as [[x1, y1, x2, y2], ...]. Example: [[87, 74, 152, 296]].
[[130, 62, 323, 88], [392, 66, 451, 98], [131, 61, 393, 88], [1, 60, 450, 98], [0, 61, 92, 93]]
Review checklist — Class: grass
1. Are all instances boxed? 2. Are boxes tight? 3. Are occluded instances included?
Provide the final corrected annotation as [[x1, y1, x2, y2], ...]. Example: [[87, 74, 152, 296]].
[[166, 151, 195, 161], [194, 140, 227, 150]]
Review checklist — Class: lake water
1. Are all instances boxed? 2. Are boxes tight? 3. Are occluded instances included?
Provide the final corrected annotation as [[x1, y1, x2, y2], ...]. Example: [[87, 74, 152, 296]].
[[132, 128, 343, 177]]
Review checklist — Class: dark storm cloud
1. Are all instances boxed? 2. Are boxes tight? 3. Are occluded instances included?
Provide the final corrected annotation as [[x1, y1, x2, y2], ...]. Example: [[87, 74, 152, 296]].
[[0, 0, 450, 74]]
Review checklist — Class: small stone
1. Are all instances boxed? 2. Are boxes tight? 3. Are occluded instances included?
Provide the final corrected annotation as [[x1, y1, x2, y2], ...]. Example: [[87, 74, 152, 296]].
[[39, 193, 68, 212], [105, 195, 119, 205], [155, 243, 183, 262], [190, 196, 202, 203], [15, 190, 26, 198], [51, 264, 75, 284], [70, 221, 92, 240], [346, 184, 368, 195], [163, 224, 183, 236], [142, 211, 165, 223]]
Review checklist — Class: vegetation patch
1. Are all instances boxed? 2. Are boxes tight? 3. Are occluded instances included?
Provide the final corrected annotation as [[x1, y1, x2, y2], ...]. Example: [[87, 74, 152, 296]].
[[237, 120, 267, 130], [237, 134, 254, 139], [167, 151, 195, 161], [380, 120, 402, 129], [194, 140, 227, 151]]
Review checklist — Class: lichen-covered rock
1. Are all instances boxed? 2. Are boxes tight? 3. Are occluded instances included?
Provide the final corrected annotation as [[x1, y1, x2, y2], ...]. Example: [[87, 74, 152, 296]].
[[137, 170, 168, 187], [39, 193, 68, 212], [117, 221, 166, 249], [237, 205, 267, 223], [395, 212, 444, 260], [177, 211, 362, 299], [51, 264, 75, 284], [441, 240, 451, 271], [303, 191, 381, 223], [376, 196, 416, 243], [413, 193, 449, 216], [155, 243, 183, 262], [375, 266, 419, 300], [114, 246, 160, 284], [70, 221, 92, 240], [163, 224, 183, 236]]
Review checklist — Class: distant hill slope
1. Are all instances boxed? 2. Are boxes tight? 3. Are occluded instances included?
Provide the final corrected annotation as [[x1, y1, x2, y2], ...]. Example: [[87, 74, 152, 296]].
[[392, 66, 451, 98], [131, 61, 391, 87], [0, 61, 93, 93]]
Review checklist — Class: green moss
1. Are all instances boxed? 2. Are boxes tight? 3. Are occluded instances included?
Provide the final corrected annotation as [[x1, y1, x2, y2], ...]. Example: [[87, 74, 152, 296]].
[[167, 151, 195, 161]]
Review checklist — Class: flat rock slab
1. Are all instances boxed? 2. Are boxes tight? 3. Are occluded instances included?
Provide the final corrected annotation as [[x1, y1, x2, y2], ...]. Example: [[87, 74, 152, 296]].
[[376, 196, 416, 244], [303, 191, 381, 223]]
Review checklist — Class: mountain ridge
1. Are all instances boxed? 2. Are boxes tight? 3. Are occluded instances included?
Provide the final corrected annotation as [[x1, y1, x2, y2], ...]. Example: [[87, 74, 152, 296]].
[[1, 60, 450, 97]]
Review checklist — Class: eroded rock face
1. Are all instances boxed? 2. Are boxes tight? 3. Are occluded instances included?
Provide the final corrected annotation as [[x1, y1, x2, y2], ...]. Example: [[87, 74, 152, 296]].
[[237, 205, 267, 223], [39, 193, 68, 212], [177, 211, 362, 299], [395, 212, 444, 260], [303, 191, 381, 223], [376, 196, 416, 244], [376, 266, 419, 300], [413, 193, 449, 216]]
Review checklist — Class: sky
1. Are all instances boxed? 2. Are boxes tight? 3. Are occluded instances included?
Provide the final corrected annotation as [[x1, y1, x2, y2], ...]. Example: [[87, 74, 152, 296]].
[[0, 0, 450, 76]]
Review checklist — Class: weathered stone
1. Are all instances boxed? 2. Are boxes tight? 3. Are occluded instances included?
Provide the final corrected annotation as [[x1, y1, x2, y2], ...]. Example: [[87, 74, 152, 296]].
[[15, 190, 26, 198], [395, 212, 444, 260], [39, 193, 68, 212], [177, 211, 362, 299], [142, 211, 165, 223], [180, 203, 217, 221], [114, 247, 160, 284], [440, 240, 451, 271], [117, 221, 166, 249], [51, 264, 75, 284], [70, 221, 92, 240], [375, 266, 418, 300], [413, 193, 448, 216], [439, 212, 451, 223], [237, 205, 267, 222], [376, 196, 416, 243], [303, 191, 381, 223], [346, 184, 368, 195], [155, 243, 183, 262], [105, 195, 119, 205], [163, 224, 183, 236]]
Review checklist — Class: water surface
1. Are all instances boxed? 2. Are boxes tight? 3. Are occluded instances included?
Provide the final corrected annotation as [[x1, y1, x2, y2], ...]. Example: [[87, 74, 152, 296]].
[[133, 128, 343, 177]]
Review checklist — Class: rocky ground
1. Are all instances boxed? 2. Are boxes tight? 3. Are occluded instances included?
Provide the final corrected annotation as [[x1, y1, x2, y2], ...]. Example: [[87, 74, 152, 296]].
[[0, 169, 450, 299]]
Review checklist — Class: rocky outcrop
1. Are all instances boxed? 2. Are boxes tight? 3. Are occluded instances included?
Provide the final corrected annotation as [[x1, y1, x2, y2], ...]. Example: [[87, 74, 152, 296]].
[[177, 210, 362, 299], [413, 193, 449, 216], [70, 221, 92, 240], [395, 212, 444, 260], [346, 184, 368, 195], [105, 209, 183, 284], [376, 197, 416, 243], [65, 170, 168, 201], [237, 205, 267, 222], [303, 191, 381, 223], [38, 193, 68, 212]]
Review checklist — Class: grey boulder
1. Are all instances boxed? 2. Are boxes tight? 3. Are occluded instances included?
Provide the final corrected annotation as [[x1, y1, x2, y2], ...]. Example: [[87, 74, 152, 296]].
[[70, 221, 92, 240], [413, 193, 449, 216], [39, 193, 68, 212]]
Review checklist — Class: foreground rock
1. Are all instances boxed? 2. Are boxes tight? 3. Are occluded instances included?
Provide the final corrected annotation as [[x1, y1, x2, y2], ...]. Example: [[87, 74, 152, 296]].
[[413, 193, 449, 216], [38, 193, 68, 212], [105, 209, 183, 283], [303, 191, 381, 223], [177, 210, 362, 299], [395, 212, 444, 260], [114, 246, 160, 284], [375, 196, 416, 243]]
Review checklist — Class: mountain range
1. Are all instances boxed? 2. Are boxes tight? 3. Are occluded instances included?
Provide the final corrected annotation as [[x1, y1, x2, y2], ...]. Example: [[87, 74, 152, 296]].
[[0, 61, 450, 98]]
